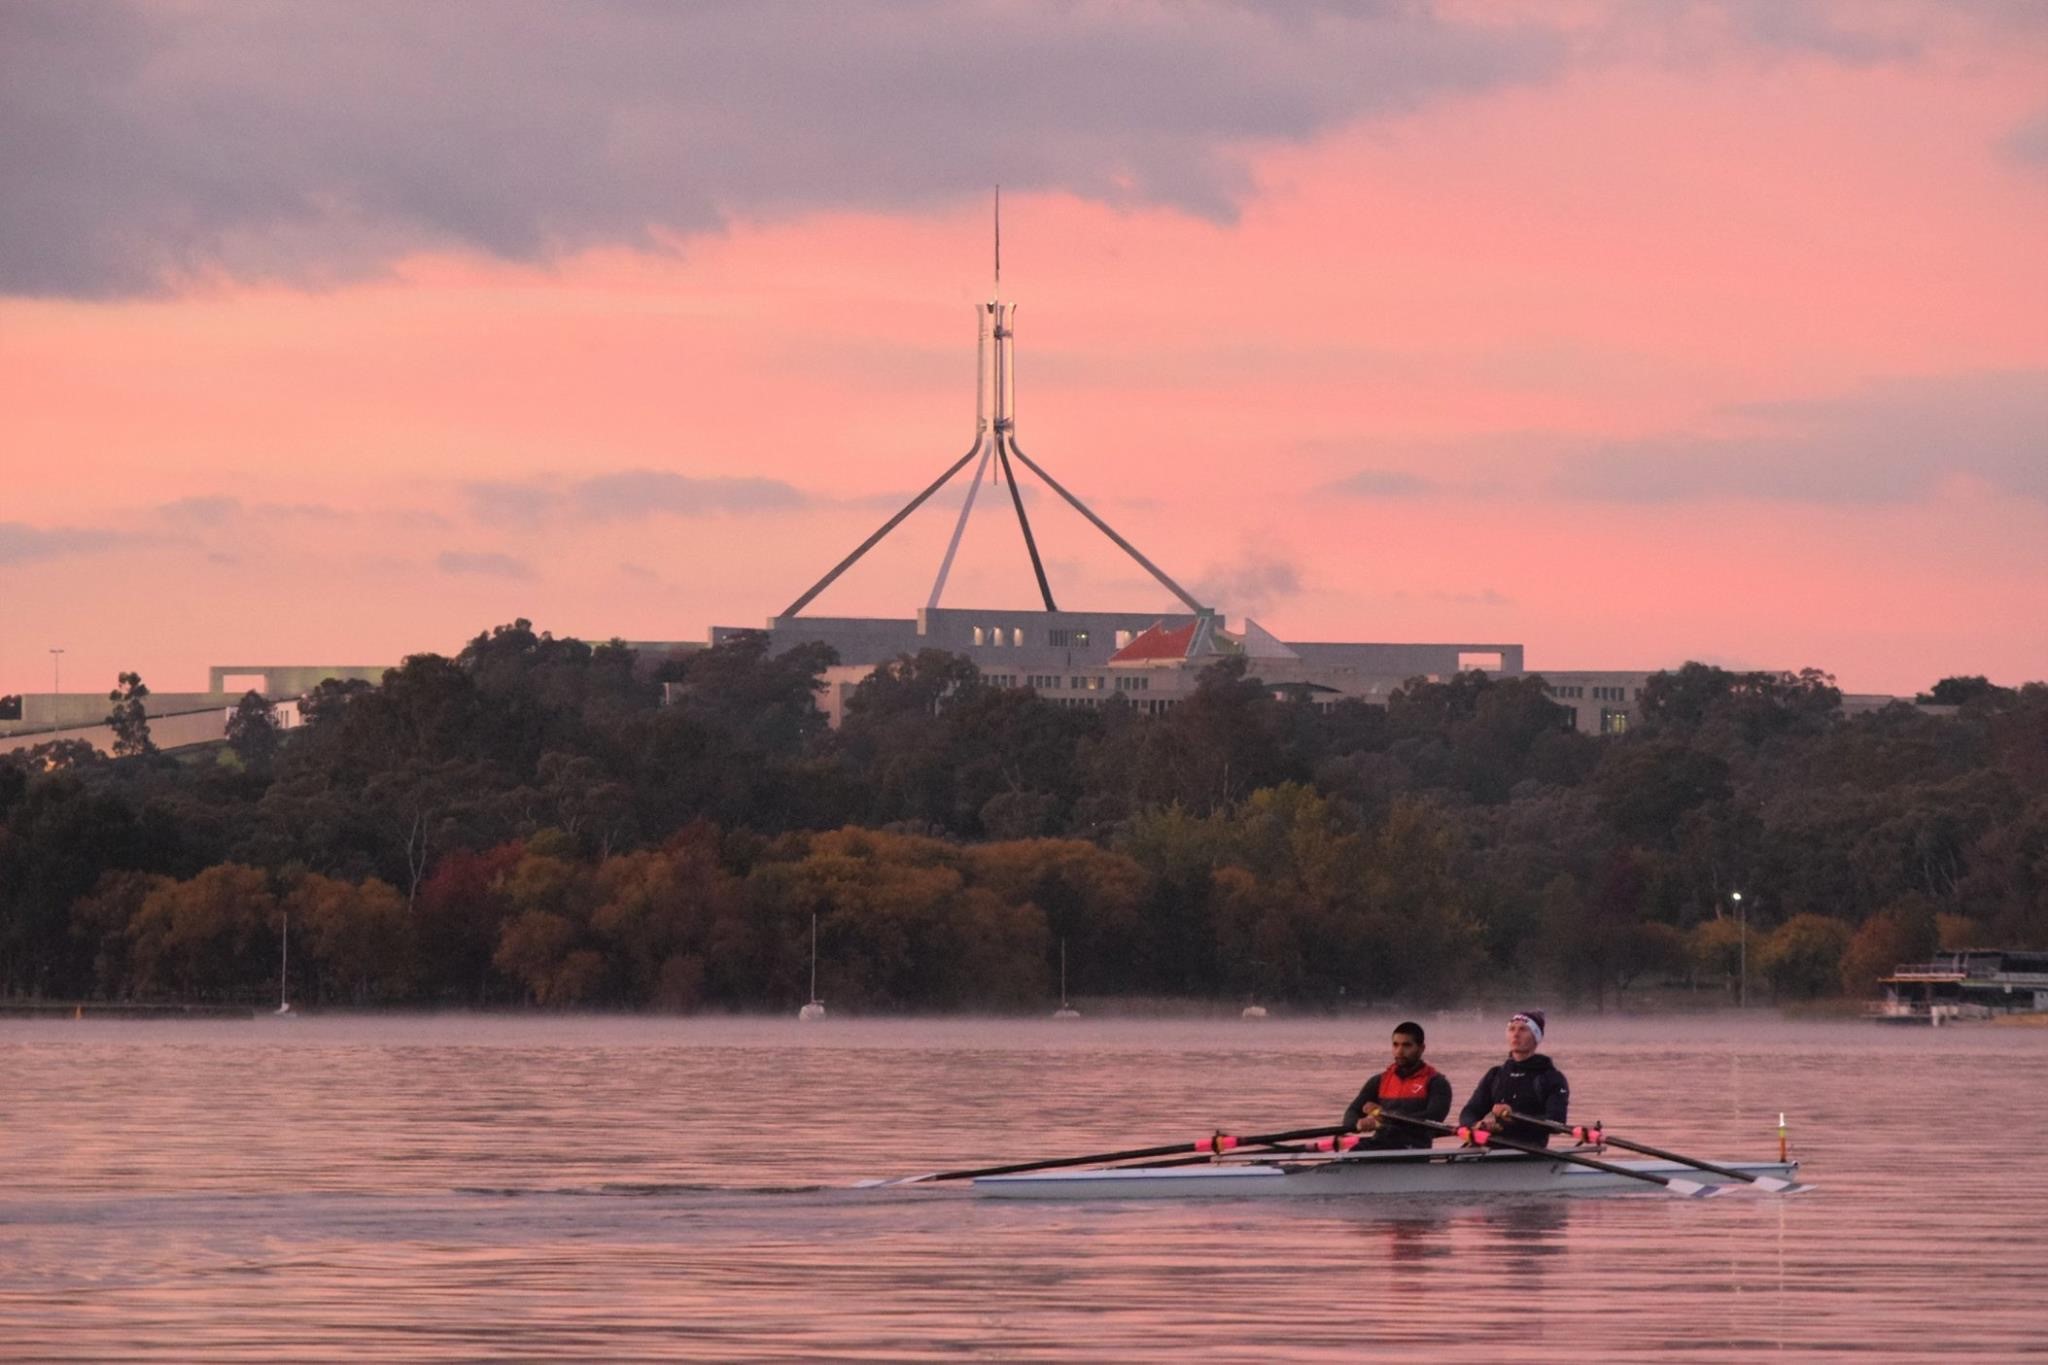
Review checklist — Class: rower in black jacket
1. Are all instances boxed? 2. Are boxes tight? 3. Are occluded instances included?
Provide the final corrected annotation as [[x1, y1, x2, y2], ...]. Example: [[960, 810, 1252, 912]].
[[1342, 1020, 1453, 1149], [1458, 1010, 1569, 1148]]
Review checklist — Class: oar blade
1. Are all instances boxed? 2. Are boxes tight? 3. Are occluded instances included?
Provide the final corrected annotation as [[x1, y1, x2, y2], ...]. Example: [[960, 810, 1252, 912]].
[[1747, 1175, 1809, 1195], [854, 1173, 938, 1188], [1667, 1177, 1718, 1199]]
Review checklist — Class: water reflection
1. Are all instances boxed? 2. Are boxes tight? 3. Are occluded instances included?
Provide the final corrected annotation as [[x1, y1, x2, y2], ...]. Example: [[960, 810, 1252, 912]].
[[3, 1014, 2046, 1360]]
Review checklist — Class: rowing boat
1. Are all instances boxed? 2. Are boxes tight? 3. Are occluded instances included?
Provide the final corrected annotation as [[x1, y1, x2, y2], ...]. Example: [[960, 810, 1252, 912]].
[[972, 1145, 1797, 1200]]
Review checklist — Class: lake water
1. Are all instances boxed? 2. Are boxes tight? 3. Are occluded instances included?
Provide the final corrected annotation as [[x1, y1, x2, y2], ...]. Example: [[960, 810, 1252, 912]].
[[3, 1013, 2043, 1361]]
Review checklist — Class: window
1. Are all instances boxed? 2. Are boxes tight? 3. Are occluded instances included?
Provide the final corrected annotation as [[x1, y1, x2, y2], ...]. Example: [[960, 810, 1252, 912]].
[[1048, 628, 1091, 648], [1011, 628, 1024, 647], [1115, 630, 1134, 648], [1600, 709, 1630, 735], [1458, 651, 1504, 672], [1115, 676, 1151, 692], [973, 627, 986, 646]]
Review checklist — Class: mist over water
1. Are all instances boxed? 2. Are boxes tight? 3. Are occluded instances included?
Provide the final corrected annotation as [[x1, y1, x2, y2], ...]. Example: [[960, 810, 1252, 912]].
[[3, 1014, 2042, 1360]]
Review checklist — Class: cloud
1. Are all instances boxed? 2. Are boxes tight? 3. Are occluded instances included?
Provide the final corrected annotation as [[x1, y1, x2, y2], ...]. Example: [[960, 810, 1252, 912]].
[[0, 2, 1566, 298], [468, 470, 810, 526], [0, 521, 138, 565], [1547, 371, 2048, 504], [437, 550, 533, 579], [1325, 469, 1438, 498]]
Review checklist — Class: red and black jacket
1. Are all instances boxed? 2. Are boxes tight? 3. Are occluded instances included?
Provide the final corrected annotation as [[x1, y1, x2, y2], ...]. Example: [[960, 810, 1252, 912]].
[[1341, 1062, 1453, 1149]]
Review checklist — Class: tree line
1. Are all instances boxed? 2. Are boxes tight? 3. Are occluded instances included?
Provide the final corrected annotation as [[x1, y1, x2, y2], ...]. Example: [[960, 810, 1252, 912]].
[[2, 621, 2041, 1010]]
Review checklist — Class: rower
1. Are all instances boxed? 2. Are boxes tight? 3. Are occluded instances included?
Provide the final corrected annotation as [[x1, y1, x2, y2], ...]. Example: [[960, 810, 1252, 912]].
[[1342, 1020, 1453, 1149], [1458, 1009, 1568, 1148]]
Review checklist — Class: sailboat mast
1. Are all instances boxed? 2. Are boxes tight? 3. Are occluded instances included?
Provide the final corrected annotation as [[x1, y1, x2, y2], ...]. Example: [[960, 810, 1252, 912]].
[[810, 913, 819, 1000], [280, 910, 289, 1009]]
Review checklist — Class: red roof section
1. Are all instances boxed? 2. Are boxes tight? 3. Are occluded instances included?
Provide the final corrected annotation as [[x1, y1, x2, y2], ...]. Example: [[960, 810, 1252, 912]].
[[1109, 621, 1197, 663]]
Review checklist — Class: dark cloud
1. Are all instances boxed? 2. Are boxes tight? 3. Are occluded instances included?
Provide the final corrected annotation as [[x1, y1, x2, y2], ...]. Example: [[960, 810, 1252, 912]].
[[466, 482, 560, 529], [158, 496, 241, 526], [572, 471, 806, 520], [1390, 586, 1512, 606], [0, 1, 1565, 298], [1325, 469, 1437, 498], [2001, 108, 2048, 166], [1719, 0, 1922, 65], [1548, 371, 2048, 504], [468, 470, 810, 526], [1193, 551, 1302, 618], [437, 549, 533, 579], [157, 495, 345, 524], [0, 521, 137, 565]]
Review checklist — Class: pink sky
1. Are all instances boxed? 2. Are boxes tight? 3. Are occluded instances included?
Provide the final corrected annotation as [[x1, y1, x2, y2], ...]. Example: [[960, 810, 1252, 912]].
[[2, 2, 2044, 697]]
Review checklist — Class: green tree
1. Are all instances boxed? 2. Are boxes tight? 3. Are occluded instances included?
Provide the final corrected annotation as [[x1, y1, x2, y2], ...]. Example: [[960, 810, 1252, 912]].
[[107, 672, 156, 758], [225, 691, 282, 770], [1921, 676, 2012, 707]]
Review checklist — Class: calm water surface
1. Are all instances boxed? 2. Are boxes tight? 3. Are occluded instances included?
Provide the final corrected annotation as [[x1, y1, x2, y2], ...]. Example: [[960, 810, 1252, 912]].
[[3, 1014, 2044, 1361]]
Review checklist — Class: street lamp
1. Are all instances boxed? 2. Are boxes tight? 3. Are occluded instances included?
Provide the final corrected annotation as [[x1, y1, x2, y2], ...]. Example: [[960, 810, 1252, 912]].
[[1732, 891, 1748, 1008]]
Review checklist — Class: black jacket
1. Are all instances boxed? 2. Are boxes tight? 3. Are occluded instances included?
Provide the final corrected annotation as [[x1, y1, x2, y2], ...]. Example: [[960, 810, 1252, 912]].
[[1341, 1066, 1453, 1149], [1457, 1054, 1569, 1147]]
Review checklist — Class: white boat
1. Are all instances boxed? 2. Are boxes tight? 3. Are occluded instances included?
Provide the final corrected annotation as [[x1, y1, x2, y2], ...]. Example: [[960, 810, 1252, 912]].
[[797, 913, 826, 1022], [1052, 940, 1080, 1019], [973, 1146, 1797, 1200]]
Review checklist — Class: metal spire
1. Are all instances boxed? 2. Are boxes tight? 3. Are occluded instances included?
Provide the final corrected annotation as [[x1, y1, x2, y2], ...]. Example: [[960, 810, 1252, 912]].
[[779, 191, 1208, 621]]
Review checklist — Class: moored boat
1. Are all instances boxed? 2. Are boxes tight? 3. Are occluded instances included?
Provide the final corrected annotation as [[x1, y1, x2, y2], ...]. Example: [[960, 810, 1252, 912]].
[[973, 1145, 1797, 1200]]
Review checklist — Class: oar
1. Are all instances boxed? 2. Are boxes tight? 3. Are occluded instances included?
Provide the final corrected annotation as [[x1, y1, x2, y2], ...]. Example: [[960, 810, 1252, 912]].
[[1511, 1113, 1804, 1193], [1375, 1114, 1718, 1198], [856, 1124, 1351, 1187]]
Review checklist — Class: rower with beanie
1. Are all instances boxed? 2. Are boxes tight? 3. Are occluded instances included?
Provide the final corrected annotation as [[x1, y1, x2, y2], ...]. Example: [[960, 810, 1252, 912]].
[[1458, 1010, 1569, 1148]]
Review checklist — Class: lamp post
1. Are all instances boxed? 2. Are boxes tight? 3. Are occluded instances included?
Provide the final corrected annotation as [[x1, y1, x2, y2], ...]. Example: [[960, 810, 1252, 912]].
[[1731, 891, 1746, 1010]]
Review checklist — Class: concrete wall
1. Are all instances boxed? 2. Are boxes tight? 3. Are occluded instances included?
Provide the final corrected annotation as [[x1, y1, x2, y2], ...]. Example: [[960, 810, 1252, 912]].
[[0, 700, 302, 759], [1288, 641, 1526, 676], [1531, 670, 1656, 735], [207, 664, 390, 694]]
